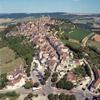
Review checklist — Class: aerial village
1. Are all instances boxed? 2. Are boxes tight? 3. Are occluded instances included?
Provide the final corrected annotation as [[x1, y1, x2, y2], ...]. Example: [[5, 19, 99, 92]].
[[0, 16, 100, 100]]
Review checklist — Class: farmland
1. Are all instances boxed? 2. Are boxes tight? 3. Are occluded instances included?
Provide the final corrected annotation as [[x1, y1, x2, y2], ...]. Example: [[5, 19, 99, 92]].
[[62, 28, 91, 41], [0, 47, 16, 65], [0, 57, 25, 74], [87, 40, 100, 52], [0, 46, 25, 74], [50, 19, 91, 42]]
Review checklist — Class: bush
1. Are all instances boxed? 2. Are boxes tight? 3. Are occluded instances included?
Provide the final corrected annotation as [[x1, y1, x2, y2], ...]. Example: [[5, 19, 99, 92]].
[[6, 91, 19, 97], [48, 93, 58, 100], [74, 66, 86, 77], [24, 93, 37, 100], [56, 78, 74, 90], [0, 73, 8, 89], [51, 72, 58, 83], [0, 91, 19, 100], [48, 93, 77, 100], [24, 81, 33, 89], [59, 93, 66, 100], [48, 93, 55, 100], [70, 94, 77, 100], [27, 93, 33, 98], [44, 69, 51, 81], [84, 64, 91, 77], [33, 82, 39, 87]]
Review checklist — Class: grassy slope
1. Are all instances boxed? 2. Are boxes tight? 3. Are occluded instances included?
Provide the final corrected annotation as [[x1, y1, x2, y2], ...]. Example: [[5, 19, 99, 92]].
[[0, 57, 25, 74], [0, 47, 16, 65]]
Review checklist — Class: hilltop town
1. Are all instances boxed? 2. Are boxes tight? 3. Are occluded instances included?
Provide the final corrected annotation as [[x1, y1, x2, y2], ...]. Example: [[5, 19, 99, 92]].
[[0, 16, 100, 100]]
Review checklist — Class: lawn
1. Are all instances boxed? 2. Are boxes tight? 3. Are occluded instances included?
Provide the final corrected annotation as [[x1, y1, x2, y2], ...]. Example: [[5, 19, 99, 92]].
[[0, 57, 25, 74], [0, 46, 25, 74], [0, 47, 16, 65]]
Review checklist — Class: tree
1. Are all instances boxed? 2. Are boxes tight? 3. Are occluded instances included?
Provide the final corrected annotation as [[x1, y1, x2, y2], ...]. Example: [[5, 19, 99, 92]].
[[25, 66, 31, 77], [24, 93, 34, 100], [74, 66, 86, 77], [56, 78, 74, 90], [48, 93, 55, 100], [66, 94, 70, 100], [27, 93, 33, 98], [64, 81, 74, 90], [6, 91, 19, 97], [51, 72, 58, 83], [33, 82, 39, 87], [0, 73, 8, 89], [59, 93, 66, 100], [0, 91, 19, 99], [24, 81, 33, 89], [44, 69, 51, 81], [55, 94, 59, 100], [84, 64, 91, 77], [69, 94, 76, 100]]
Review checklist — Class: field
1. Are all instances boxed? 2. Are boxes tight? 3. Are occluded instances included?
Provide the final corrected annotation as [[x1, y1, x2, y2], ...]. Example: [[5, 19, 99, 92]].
[[88, 40, 100, 51], [92, 34, 100, 42], [0, 57, 25, 74], [68, 29, 90, 41], [62, 28, 91, 41], [52, 20, 91, 42], [0, 47, 25, 74], [0, 47, 16, 65], [0, 18, 13, 24]]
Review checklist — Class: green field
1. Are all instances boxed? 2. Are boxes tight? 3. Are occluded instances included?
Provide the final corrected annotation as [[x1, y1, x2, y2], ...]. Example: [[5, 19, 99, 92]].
[[51, 19, 91, 41], [62, 28, 91, 41], [68, 29, 90, 41]]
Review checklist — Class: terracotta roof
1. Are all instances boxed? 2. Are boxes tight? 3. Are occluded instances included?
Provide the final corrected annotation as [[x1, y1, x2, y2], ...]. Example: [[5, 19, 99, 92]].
[[7, 75, 25, 86], [67, 72, 77, 82], [94, 78, 100, 88]]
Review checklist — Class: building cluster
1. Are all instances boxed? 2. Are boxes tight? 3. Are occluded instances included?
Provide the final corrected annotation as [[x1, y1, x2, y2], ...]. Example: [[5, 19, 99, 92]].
[[7, 16, 59, 37], [7, 16, 71, 70], [32, 35, 59, 70], [48, 35, 70, 65], [7, 16, 85, 85], [6, 16, 100, 93], [91, 67, 100, 92], [6, 67, 27, 90], [32, 34, 73, 71]]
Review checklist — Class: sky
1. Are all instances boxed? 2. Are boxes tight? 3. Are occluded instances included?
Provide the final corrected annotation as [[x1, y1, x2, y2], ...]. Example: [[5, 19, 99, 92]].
[[0, 0, 100, 14]]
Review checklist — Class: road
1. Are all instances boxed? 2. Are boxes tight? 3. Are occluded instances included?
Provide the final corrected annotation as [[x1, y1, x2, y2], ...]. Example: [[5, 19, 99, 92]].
[[81, 33, 95, 47], [0, 76, 95, 100], [0, 59, 97, 100], [82, 58, 95, 88]]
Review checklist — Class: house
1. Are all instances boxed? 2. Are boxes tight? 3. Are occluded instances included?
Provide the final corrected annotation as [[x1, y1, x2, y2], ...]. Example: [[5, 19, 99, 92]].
[[67, 72, 77, 84], [92, 68, 100, 92], [93, 78, 100, 90], [6, 67, 27, 90], [7, 75, 26, 90]]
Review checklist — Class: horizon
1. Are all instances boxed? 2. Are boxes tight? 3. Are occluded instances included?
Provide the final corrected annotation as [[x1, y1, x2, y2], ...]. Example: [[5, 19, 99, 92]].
[[0, 12, 100, 15], [0, 0, 100, 14]]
